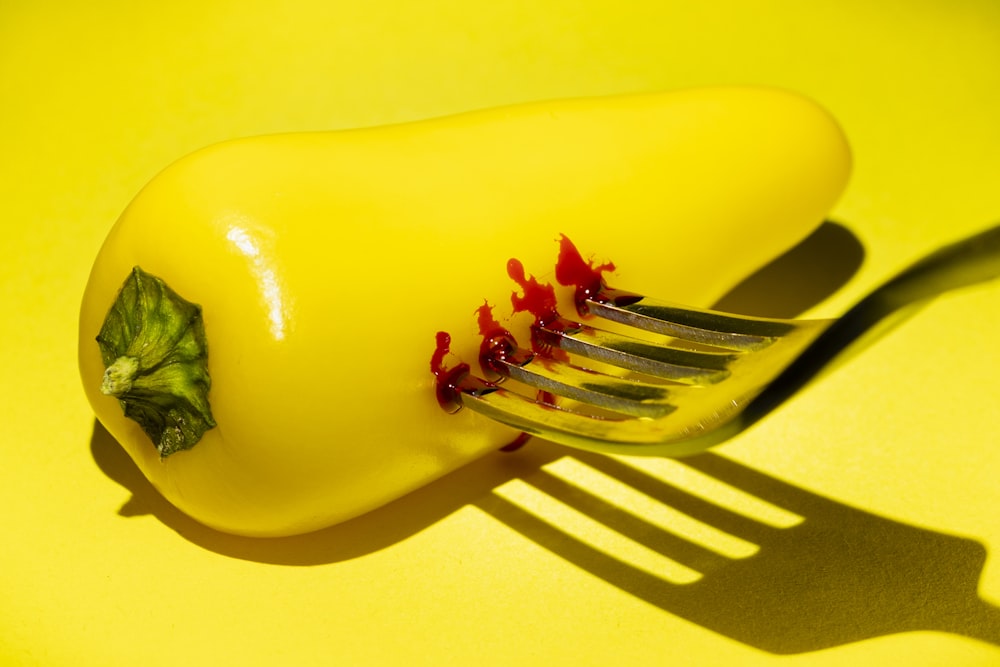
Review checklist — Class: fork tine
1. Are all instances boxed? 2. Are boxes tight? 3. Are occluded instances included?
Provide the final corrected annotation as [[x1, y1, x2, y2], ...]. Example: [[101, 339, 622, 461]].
[[455, 382, 743, 453], [536, 317, 737, 383], [585, 287, 796, 351], [456, 384, 645, 440], [488, 344, 677, 418]]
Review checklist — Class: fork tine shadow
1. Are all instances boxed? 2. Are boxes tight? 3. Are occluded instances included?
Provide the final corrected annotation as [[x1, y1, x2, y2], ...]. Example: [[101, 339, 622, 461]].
[[475, 449, 1000, 654]]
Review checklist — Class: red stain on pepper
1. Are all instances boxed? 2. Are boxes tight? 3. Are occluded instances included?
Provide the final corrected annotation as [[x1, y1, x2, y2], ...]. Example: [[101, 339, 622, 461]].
[[507, 258, 561, 326], [430, 331, 470, 413], [498, 431, 531, 452], [431, 235, 618, 452], [506, 257, 572, 361], [554, 233, 616, 313]]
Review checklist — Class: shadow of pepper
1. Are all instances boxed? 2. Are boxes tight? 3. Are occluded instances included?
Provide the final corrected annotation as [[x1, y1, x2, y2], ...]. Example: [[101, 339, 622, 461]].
[[89, 220, 864, 564], [89, 418, 566, 564], [712, 220, 865, 318]]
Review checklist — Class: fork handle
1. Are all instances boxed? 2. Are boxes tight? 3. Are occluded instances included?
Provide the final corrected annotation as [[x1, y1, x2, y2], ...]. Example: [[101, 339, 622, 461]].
[[741, 223, 1000, 427]]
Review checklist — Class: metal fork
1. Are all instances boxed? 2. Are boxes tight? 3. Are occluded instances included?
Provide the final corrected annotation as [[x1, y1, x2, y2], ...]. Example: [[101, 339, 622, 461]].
[[440, 224, 1000, 456]]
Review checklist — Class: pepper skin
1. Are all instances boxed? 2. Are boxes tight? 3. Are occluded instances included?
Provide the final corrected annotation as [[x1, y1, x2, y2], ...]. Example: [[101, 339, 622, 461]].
[[79, 86, 851, 536]]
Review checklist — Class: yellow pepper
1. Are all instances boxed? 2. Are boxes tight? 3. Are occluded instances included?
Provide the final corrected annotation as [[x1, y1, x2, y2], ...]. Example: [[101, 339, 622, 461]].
[[78, 86, 851, 537]]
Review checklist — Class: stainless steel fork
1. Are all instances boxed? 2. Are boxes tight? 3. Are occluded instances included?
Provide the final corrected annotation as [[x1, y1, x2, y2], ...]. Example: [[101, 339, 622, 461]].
[[439, 224, 1000, 456]]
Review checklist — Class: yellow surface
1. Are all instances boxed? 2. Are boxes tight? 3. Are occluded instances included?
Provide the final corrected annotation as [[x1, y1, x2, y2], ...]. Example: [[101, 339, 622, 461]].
[[2, 1, 999, 665]]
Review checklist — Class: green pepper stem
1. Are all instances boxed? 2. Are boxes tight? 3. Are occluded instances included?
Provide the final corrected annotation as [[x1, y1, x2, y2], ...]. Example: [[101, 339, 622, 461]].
[[95, 267, 216, 458], [100, 356, 140, 396]]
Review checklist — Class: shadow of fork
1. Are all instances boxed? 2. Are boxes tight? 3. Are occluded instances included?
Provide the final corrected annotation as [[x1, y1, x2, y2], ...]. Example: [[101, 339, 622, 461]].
[[475, 449, 1000, 654]]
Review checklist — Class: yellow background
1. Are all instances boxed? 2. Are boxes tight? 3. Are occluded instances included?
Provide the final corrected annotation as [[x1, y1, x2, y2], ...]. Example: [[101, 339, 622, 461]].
[[2, 1, 999, 665]]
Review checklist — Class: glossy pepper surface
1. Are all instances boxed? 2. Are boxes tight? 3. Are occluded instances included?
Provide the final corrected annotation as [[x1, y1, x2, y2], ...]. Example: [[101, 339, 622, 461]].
[[79, 86, 851, 536]]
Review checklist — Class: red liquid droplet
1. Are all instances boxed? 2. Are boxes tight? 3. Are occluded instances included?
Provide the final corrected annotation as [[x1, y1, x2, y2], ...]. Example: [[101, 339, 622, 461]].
[[432, 327, 535, 452], [430, 331, 470, 413], [507, 258, 561, 326], [554, 234, 615, 313], [475, 300, 512, 345], [429, 331, 454, 380], [499, 431, 531, 452], [475, 301, 530, 378], [506, 257, 571, 361]]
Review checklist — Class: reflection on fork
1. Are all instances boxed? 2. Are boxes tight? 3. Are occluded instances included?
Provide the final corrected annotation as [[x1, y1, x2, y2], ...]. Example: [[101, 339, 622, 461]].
[[476, 449, 1000, 654]]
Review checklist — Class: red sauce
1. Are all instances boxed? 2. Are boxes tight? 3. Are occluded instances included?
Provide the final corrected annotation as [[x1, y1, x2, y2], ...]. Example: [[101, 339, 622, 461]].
[[504, 257, 569, 360], [429, 331, 471, 413], [431, 328, 532, 452], [474, 300, 533, 378], [498, 431, 532, 452], [431, 234, 618, 450], [554, 234, 615, 313], [507, 258, 560, 326], [475, 301, 514, 374]]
